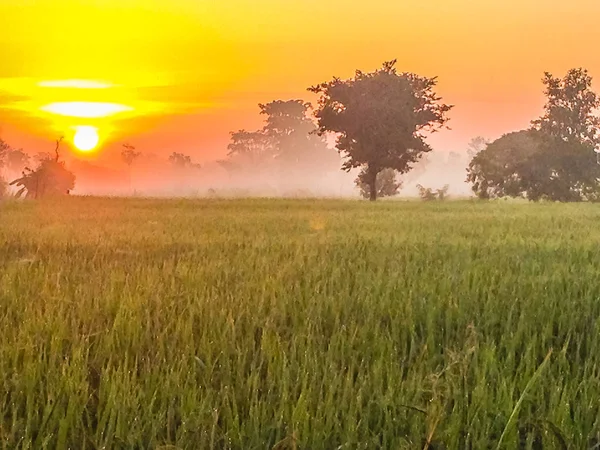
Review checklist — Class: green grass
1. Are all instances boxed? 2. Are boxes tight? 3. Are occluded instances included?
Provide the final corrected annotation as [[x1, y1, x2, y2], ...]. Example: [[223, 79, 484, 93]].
[[1, 197, 600, 449]]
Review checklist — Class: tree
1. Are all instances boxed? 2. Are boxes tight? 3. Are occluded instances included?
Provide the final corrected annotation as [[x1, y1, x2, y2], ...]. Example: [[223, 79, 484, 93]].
[[169, 152, 200, 170], [533, 68, 600, 147], [223, 100, 338, 183], [9, 138, 75, 199], [121, 143, 141, 167], [467, 68, 600, 202], [467, 130, 537, 200], [121, 143, 141, 192], [356, 167, 402, 199], [259, 100, 338, 170], [309, 60, 452, 200], [226, 130, 275, 171], [466, 136, 489, 159]]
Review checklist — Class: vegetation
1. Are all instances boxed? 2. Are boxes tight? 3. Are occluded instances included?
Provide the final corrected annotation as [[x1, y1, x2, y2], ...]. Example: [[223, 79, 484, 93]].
[[356, 167, 402, 199], [416, 183, 449, 201], [169, 152, 201, 170], [223, 100, 338, 180], [8, 138, 75, 199], [309, 60, 452, 201], [1, 198, 600, 448], [468, 68, 600, 201], [466, 136, 489, 159], [224, 129, 274, 173], [121, 143, 141, 168], [0, 139, 29, 176], [0, 176, 6, 199], [259, 100, 337, 170], [5, 148, 30, 174]]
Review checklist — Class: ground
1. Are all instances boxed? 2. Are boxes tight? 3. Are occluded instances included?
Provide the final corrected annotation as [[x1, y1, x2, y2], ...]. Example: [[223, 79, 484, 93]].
[[1, 197, 600, 449]]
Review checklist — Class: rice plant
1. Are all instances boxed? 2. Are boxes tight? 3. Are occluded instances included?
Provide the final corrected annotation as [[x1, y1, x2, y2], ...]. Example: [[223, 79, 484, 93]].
[[1, 197, 600, 449]]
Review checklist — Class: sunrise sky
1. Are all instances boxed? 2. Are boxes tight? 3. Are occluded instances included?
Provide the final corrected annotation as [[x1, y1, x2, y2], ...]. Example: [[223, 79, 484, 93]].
[[1, 0, 599, 165]]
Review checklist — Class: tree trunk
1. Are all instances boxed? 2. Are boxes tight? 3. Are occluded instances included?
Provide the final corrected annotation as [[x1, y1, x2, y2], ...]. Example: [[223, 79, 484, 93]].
[[368, 167, 378, 201]]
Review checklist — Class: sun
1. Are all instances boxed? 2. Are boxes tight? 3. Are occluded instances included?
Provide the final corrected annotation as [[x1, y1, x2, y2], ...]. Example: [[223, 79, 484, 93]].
[[73, 126, 99, 152]]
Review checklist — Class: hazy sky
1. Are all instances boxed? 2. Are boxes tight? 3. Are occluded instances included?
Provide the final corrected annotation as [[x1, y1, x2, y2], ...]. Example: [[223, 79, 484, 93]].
[[1, 0, 599, 165]]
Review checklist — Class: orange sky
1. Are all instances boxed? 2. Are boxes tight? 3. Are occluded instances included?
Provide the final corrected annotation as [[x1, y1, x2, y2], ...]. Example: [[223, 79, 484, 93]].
[[1, 0, 599, 166]]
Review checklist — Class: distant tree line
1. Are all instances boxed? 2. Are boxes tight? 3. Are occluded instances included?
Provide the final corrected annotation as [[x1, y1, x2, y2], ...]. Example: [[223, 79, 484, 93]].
[[1, 61, 599, 202]]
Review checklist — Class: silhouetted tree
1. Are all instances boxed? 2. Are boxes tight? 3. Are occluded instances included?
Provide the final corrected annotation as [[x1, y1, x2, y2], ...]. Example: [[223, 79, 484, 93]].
[[121, 143, 141, 167], [466, 136, 489, 159], [259, 100, 338, 170], [9, 138, 75, 199], [467, 130, 542, 200], [309, 60, 452, 200], [226, 130, 275, 172], [121, 143, 141, 192], [169, 152, 200, 169], [467, 68, 600, 202], [533, 68, 600, 146], [169, 152, 190, 168], [356, 167, 402, 199]]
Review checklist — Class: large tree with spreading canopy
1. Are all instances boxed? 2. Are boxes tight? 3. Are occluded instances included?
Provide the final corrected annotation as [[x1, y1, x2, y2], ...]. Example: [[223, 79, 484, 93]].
[[308, 60, 452, 200]]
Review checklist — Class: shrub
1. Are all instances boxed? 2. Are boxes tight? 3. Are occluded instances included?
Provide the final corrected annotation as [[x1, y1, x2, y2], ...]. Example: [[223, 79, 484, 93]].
[[417, 184, 449, 201]]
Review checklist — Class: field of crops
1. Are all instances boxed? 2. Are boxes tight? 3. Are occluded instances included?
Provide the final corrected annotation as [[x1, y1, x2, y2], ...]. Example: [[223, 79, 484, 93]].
[[2, 197, 600, 449]]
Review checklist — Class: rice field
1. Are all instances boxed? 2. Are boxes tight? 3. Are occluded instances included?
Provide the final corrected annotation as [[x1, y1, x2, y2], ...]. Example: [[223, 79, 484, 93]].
[[2, 197, 600, 449]]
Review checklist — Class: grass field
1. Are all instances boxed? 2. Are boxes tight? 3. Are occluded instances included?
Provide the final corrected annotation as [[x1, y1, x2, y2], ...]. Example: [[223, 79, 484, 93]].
[[2, 197, 600, 449]]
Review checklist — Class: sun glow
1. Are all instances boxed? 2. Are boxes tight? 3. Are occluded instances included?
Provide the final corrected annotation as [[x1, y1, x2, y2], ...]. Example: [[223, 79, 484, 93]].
[[38, 80, 114, 89], [41, 102, 133, 118], [73, 126, 99, 152]]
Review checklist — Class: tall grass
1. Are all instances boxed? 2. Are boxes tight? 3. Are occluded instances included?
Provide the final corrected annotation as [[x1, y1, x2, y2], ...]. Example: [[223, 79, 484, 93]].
[[1, 197, 600, 448]]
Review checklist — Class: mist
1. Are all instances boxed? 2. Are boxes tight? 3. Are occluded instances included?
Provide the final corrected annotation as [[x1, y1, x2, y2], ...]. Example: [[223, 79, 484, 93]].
[[58, 148, 473, 200]]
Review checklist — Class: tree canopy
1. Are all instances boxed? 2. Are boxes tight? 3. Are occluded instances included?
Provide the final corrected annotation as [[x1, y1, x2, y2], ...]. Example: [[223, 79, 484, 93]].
[[259, 100, 337, 169], [532, 68, 600, 147], [223, 100, 338, 186], [309, 60, 452, 200], [121, 144, 141, 167], [169, 152, 200, 170], [226, 130, 275, 172], [467, 68, 600, 202]]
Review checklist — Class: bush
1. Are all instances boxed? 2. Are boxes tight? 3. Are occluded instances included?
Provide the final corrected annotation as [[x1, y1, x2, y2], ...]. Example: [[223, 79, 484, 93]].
[[417, 184, 449, 201]]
